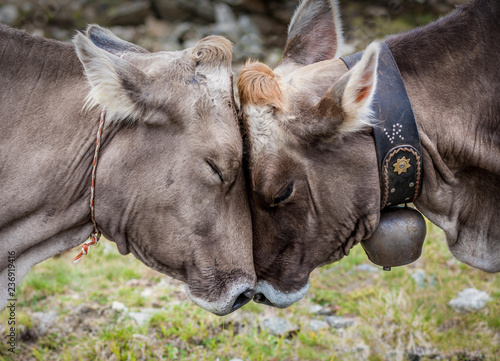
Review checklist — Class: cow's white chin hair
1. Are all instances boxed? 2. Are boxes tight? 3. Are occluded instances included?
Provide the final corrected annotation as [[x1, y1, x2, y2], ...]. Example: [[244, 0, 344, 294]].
[[185, 282, 254, 316], [255, 280, 310, 308]]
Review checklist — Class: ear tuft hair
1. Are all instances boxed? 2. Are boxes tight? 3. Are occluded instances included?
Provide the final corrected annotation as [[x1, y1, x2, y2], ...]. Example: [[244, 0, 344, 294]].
[[73, 32, 148, 122], [237, 61, 284, 110], [193, 36, 233, 68], [340, 42, 380, 133]]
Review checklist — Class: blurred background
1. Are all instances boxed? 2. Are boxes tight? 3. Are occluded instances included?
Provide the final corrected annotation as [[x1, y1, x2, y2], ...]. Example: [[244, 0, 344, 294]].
[[0, 0, 467, 69]]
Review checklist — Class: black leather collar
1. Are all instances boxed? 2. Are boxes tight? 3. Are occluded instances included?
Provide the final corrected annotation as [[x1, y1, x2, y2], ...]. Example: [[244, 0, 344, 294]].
[[341, 43, 423, 209]]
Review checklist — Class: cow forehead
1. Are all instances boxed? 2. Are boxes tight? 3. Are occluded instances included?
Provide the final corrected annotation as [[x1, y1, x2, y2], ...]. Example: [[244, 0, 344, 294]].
[[129, 49, 233, 92], [239, 61, 320, 172], [239, 59, 354, 176], [245, 105, 282, 152], [121, 53, 236, 128]]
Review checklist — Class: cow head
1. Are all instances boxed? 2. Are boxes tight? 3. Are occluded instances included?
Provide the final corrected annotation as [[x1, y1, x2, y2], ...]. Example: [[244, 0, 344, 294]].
[[237, 0, 381, 308], [73, 25, 255, 316]]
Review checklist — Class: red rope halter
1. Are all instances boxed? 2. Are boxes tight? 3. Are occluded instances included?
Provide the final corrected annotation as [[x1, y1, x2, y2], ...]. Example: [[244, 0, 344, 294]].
[[73, 109, 106, 264]]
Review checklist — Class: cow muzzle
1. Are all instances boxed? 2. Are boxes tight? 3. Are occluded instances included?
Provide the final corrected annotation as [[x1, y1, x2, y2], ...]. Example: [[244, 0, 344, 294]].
[[253, 280, 310, 308], [186, 283, 255, 316]]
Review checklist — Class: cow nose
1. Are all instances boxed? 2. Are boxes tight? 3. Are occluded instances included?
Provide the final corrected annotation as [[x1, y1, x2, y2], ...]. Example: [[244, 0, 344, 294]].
[[231, 288, 255, 311], [253, 292, 275, 307]]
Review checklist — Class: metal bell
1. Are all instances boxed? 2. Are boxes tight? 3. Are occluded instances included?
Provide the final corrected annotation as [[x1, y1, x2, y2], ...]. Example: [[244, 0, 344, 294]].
[[360, 206, 427, 270]]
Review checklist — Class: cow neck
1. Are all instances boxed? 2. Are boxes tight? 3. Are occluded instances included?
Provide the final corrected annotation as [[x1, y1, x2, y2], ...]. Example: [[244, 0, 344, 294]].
[[73, 108, 106, 264], [340, 43, 423, 210]]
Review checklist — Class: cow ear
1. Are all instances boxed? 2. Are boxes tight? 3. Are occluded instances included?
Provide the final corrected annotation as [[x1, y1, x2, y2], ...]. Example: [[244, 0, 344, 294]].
[[281, 0, 343, 66], [312, 42, 379, 136], [192, 36, 233, 90], [86, 24, 149, 56], [73, 32, 148, 122], [339, 42, 379, 132]]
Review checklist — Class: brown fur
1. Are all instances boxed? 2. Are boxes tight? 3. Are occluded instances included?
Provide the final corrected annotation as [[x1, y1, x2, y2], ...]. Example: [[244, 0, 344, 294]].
[[193, 35, 233, 67], [238, 0, 500, 309], [237, 61, 284, 110]]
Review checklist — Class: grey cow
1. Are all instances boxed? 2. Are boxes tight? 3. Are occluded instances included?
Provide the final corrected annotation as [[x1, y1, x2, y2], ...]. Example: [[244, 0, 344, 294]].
[[238, 0, 500, 308], [0, 25, 255, 316]]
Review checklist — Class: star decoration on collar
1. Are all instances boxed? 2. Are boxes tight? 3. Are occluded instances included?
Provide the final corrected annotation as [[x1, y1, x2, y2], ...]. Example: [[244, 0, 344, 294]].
[[393, 156, 411, 175]]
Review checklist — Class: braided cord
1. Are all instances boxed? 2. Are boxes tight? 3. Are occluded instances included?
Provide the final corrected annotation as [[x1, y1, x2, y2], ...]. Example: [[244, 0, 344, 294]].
[[74, 109, 106, 264]]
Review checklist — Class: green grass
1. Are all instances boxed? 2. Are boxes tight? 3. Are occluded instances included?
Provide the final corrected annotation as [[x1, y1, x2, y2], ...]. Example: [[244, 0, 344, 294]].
[[1, 220, 499, 360]]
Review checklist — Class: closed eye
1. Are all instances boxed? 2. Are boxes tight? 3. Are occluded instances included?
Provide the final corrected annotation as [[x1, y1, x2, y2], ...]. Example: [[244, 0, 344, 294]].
[[271, 182, 294, 207], [206, 159, 224, 184]]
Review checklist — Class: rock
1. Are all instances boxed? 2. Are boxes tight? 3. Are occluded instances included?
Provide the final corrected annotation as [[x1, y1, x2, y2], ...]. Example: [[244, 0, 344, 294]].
[[336, 341, 370, 360], [128, 308, 160, 326], [309, 319, 329, 332], [308, 304, 337, 316], [188, 0, 214, 22], [232, 0, 267, 14], [235, 33, 265, 60], [242, 14, 286, 46], [0, 4, 19, 26], [364, 5, 389, 18], [141, 288, 153, 298], [411, 269, 427, 288], [351, 343, 370, 360], [354, 264, 381, 273], [151, 0, 188, 22], [262, 317, 299, 336], [32, 311, 59, 336], [40, 0, 86, 28], [448, 288, 492, 313], [237, 14, 260, 35], [175, 22, 206, 49], [49, 27, 72, 41], [309, 304, 324, 314], [73, 303, 95, 315], [406, 346, 441, 360], [385, 350, 403, 361], [152, 0, 214, 23], [325, 316, 355, 329], [109, 26, 137, 42], [107, 1, 150, 26], [111, 301, 128, 312], [267, 0, 296, 24], [212, 3, 240, 42]]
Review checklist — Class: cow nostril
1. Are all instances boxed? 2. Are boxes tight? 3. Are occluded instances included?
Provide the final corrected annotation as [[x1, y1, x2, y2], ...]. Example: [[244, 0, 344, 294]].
[[253, 293, 275, 307], [243, 288, 255, 299], [231, 288, 254, 311], [254, 292, 266, 303]]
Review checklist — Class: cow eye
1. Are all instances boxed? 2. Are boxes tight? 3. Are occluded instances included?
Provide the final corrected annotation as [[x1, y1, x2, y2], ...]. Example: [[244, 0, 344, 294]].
[[272, 182, 294, 207], [206, 159, 224, 184]]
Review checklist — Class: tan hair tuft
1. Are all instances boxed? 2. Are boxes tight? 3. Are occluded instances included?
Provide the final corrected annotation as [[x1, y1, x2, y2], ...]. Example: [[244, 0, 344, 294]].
[[237, 61, 284, 110], [193, 36, 233, 67]]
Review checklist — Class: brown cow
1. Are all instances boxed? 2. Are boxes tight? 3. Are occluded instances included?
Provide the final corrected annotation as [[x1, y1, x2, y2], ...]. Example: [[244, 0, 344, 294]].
[[238, 0, 500, 308], [0, 25, 255, 316]]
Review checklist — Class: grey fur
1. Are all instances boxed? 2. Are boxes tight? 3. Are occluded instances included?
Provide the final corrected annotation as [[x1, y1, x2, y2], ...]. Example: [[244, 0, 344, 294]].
[[0, 25, 255, 316]]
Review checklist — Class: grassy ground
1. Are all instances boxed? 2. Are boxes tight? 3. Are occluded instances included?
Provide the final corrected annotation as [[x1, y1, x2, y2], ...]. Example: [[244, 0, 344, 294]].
[[1, 220, 499, 361]]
